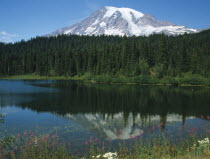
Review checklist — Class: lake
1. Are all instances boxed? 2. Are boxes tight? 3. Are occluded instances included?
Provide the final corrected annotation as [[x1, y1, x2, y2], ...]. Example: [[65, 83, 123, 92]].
[[0, 80, 210, 154]]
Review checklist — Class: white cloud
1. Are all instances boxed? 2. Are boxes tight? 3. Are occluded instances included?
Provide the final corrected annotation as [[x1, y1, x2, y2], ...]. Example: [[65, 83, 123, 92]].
[[0, 31, 18, 43], [0, 31, 18, 37]]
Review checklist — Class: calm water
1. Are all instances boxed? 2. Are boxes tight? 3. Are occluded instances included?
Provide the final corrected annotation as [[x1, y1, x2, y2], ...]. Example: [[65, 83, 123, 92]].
[[0, 80, 210, 154]]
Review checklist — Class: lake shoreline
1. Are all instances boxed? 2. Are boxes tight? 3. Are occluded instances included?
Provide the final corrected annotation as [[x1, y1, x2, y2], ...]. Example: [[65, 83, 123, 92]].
[[1, 79, 210, 159], [0, 74, 209, 87]]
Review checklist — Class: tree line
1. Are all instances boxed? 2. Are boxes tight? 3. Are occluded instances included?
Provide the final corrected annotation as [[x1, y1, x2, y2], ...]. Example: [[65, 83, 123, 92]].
[[0, 30, 210, 79]]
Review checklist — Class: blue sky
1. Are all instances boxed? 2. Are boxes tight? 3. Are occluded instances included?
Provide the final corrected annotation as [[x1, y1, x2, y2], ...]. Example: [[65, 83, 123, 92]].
[[0, 0, 210, 43]]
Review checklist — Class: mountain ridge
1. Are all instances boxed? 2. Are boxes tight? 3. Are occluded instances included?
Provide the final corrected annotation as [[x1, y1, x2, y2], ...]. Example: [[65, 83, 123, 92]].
[[46, 6, 198, 37]]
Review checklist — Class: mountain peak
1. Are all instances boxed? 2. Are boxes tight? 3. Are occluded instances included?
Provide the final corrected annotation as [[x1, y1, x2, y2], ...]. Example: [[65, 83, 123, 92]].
[[102, 6, 144, 20], [46, 6, 197, 37]]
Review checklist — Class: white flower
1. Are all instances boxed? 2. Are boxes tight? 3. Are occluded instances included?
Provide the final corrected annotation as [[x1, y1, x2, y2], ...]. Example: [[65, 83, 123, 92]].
[[91, 155, 101, 159], [91, 152, 118, 159], [34, 136, 38, 147], [103, 152, 118, 159], [197, 137, 210, 146]]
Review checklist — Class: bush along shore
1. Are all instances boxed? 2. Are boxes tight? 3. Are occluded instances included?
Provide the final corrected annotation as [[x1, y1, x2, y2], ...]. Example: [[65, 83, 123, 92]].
[[1, 130, 210, 159], [1, 72, 210, 87]]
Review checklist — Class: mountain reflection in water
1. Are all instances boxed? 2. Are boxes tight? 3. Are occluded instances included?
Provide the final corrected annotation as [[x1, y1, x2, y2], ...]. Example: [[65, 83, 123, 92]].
[[0, 80, 210, 152]]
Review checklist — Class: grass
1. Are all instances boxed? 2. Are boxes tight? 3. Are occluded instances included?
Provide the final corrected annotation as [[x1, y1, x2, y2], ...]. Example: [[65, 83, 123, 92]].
[[1, 131, 210, 159], [0, 74, 70, 80], [1, 73, 209, 87], [0, 74, 92, 81]]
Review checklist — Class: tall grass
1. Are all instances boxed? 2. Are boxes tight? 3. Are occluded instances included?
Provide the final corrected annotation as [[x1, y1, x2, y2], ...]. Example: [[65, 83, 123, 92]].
[[1, 131, 210, 159]]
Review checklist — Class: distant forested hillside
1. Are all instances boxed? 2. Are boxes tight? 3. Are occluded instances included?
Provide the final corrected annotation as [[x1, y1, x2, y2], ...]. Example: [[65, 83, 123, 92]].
[[0, 30, 210, 84]]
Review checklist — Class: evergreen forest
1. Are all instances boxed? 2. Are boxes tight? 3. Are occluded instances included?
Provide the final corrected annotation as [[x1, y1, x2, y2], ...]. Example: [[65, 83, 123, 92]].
[[0, 29, 210, 85]]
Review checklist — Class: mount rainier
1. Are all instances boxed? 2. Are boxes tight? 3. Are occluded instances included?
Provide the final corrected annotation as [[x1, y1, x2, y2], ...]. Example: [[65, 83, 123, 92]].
[[47, 6, 198, 36]]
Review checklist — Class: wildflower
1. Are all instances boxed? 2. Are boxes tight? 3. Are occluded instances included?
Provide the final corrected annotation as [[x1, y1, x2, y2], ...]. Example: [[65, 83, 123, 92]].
[[152, 126, 155, 131], [30, 133, 34, 138], [34, 137, 38, 147], [51, 142, 55, 146], [45, 134, 50, 140], [205, 138, 209, 142], [102, 142, 105, 152], [52, 134, 59, 138], [189, 133, 194, 137], [139, 130, 143, 134], [18, 134, 22, 139], [92, 155, 101, 158], [131, 135, 136, 139], [24, 131, 28, 136], [103, 152, 118, 159], [198, 138, 209, 145], [159, 122, 164, 127], [68, 143, 71, 149], [193, 127, 198, 132], [207, 116, 210, 120], [85, 141, 88, 145], [89, 136, 93, 144]]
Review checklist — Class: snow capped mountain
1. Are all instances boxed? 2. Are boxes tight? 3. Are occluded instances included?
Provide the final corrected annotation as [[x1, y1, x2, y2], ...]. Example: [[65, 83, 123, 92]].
[[47, 6, 198, 37]]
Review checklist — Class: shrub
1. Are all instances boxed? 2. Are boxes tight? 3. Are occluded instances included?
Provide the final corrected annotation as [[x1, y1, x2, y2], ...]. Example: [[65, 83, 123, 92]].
[[178, 73, 209, 85]]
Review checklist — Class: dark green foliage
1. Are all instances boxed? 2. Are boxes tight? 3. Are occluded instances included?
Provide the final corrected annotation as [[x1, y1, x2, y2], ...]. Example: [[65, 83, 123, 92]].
[[0, 30, 210, 81]]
